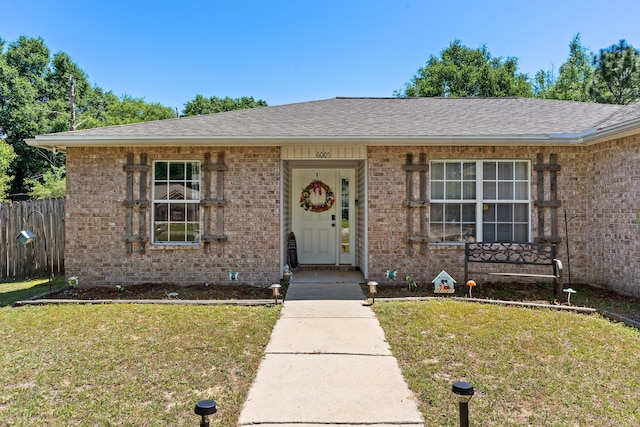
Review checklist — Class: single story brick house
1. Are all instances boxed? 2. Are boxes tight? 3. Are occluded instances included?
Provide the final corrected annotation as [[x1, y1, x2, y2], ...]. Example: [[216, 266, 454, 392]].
[[29, 97, 640, 296]]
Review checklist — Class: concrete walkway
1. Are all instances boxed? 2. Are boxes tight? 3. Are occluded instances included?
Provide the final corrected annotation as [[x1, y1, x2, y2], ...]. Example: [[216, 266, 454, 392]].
[[237, 281, 424, 426]]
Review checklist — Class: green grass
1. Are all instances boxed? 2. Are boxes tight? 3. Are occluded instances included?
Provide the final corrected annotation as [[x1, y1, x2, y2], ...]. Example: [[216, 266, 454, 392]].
[[0, 303, 280, 426], [374, 299, 640, 426], [0, 276, 67, 307]]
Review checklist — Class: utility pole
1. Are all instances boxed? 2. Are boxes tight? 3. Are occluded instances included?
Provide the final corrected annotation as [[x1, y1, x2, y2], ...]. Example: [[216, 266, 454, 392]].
[[69, 75, 76, 131]]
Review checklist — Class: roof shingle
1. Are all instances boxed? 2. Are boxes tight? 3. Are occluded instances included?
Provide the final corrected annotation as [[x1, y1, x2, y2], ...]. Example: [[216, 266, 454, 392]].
[[36, 97, 631, 141]]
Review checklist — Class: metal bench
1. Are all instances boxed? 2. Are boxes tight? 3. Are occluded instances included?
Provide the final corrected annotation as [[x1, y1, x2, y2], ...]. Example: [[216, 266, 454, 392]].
[[464, 242, 563, 300]]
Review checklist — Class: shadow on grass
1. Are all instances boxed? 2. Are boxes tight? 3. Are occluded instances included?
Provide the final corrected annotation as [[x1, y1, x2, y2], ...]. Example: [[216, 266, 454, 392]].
[[0, 277, 66, 307]]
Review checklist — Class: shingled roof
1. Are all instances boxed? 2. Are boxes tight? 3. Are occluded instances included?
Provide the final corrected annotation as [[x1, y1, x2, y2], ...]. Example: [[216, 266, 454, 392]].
[[30, 97, 640, 148]]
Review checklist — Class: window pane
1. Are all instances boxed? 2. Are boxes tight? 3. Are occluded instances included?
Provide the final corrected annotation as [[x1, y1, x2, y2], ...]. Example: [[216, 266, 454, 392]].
[[463, 182, 475, 199], [498, 162, 513, 180], [483, 224, 495, 241], [155, 162, 167, 180], [446, 182, 461, 199], [498, 182, 513, 200], [446, 163, 461, 180], [515, 182, 528, 200], [155, 203, 168, 221], [445, 204, 460, 221], [515, 162, 528, 180], [430, 223, 444, 242], [483, 162, 496, 180], [170, 203, 186, 221], [186, 204, 200, 221], [497, 204, 512, 222], [186, 182, 200, 200], [483, 182, 496, 199], [463, 162, 476, 179], [431, 182, 444, 199], [431, 162, 444, 180], [169, 163, 185, 180], [443, 223, 460, 242], [168, 182, 186, 200], [186, 162, 200, 181], [483, 203, 495, 221], [497, 224, 511, 241], [154, 183, 168, 200], [514, 204, 528, 222], [431, 204, 444, 221], [461, 204, 475, 222], [154, 224, 169, 242], [514, 224, 528, 242], [462, 223, 476, 241]]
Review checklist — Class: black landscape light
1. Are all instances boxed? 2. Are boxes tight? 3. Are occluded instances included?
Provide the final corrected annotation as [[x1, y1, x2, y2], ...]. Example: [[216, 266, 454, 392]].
[[194, 399, 217, 427], [452, 381, 474, 427]]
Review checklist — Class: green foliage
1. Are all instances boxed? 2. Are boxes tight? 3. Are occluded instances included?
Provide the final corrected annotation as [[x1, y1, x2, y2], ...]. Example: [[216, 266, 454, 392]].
[[79, 93, 176, 128], [536, 34, 595, 102], [396, 40, 533, 98], [0, 37, 82, 196], [589, 39, 640, 105], [183, 95, 267, 116], [0, 139, 16, 201], [0, 36, 180, 198], [24, 164, 66, 199]]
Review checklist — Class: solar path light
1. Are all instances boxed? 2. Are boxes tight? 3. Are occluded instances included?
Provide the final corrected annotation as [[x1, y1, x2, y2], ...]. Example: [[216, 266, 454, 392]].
[[452, 381, 474, 427], [367, 281, 378, 305], [270, 284, 282, 304], [194, 399, 217, 427]]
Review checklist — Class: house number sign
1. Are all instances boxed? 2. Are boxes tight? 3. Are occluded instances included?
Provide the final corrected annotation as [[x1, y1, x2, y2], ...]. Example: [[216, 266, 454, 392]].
[[316, 151, 331, 158]]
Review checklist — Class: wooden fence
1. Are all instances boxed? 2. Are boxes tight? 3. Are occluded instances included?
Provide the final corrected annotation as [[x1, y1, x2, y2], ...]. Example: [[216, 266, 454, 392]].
[[0, 198, 65, 279]]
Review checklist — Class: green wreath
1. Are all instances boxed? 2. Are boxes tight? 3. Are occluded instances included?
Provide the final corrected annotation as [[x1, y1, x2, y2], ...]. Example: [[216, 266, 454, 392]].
[[299, 180, 335, 212]]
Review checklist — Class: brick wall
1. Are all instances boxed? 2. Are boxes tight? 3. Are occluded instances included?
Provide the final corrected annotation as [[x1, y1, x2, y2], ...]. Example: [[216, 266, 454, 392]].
[[366, 145, 605, 293], [65, 137, 640, 297], [585, 134, 640, 296], [65, 146, 281, 287]]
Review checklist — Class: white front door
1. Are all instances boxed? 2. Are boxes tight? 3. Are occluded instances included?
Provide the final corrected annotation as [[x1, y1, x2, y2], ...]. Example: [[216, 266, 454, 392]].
[[292, 169, 340, 264]]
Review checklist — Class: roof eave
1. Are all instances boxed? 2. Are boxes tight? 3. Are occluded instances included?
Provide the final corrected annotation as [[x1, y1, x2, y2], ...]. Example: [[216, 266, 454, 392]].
[[27, 134, 581, 151]]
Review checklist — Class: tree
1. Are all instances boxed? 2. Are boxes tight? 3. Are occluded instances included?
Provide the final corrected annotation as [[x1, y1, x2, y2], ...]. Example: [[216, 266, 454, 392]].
[[25, 164, 65, 199], [396, 40, 533, 98], [183, 95, 267, 116], [0, 36, 178, 198], [75, 92, 176, 131], [536, 34, 594, 102], [588, 40, 640, 105], [0, 139, 15, 201], [0, 37, 81, 196]]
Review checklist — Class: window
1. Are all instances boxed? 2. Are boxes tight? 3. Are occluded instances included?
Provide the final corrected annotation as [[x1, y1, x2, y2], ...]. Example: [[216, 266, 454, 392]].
[[152, 161, 200, 244], [430, 160, 530, 243]]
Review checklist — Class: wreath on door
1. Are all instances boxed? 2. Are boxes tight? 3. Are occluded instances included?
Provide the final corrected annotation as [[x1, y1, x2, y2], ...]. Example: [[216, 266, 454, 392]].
[[300, 179, 335, 212]]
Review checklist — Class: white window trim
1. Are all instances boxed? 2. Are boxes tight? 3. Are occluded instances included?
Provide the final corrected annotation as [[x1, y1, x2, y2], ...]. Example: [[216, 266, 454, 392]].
[[151, 160, 201, 246], [430, 159, 531, 244]]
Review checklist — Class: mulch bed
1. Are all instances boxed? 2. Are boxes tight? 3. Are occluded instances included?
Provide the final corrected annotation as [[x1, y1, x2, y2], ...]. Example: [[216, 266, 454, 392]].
[[47, 283, 279, 301], [43, 281, 640, 324]]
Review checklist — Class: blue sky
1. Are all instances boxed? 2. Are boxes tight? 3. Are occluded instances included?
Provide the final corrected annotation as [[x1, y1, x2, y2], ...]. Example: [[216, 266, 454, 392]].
[[3, 0, 639, 110]]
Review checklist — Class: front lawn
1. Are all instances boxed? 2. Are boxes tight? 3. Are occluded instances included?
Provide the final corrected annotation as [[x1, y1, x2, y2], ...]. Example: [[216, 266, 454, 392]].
[[374, 299, 640, 426], [0, 276, 66, 307], [0, 303, 279, 425]]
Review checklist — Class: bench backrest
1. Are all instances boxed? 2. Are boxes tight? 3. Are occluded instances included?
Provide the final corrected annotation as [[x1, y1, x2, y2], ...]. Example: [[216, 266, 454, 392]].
[[464, 242, 557, 266]]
